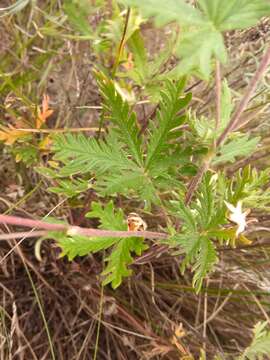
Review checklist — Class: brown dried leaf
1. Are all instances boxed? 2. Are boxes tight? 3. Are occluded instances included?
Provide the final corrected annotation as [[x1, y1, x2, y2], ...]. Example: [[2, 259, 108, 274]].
[[36, 94, 53, 129]]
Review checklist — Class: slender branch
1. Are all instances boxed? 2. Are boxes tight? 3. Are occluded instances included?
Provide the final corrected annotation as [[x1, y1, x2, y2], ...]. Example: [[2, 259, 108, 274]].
[[217, 46, 270, 147], [0, 214, 167, 240], [17, 127, 104, 133], [185, 151, 212, 205], [215, 60, 221, 137], [0, 230, 47, 241], [185, 46, 270, 205], [133, 244, 168, 264], [111, 7, 131, 78]]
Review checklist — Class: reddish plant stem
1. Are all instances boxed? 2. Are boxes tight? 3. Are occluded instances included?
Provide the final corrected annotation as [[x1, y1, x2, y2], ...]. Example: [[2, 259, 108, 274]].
[[217, 46, 270, 147], [185, 158, 211, 205], [0, 230, 46, 241], [185, 46, 270, 205], [215, 60, 221, 137], [0, 214, 167, 240], [134, 244, 169, 264]]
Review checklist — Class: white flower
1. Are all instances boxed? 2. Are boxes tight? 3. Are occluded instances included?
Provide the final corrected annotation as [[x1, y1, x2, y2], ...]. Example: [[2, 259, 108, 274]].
[[224, 200, 250, 237]]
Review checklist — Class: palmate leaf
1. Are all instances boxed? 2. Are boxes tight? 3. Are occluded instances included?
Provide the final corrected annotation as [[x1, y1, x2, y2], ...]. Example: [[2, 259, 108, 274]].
[[145, 79, 191, 169], [173, 232, 201, 269], [96, 170, 145, 196], [121, 0, 270, 79], [97, 171, 160, 204], [96, 73, 142, 165]]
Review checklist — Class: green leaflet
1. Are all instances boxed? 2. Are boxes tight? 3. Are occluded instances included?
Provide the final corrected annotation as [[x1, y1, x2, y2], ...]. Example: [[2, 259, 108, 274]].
[[172, 232, 218, 293], [175, 25, 227, 79], [102, 236, 147, 288], [86, 201, 125, 230], [57, 233, 118, 260], [94, 167, 160, 204], [192, 236, 217, 292], [87, 202, 148, 288], [120, 0, 204, 26], [198, 0, 270, 31], [52, 201, 125, 260], [195, 173, 214, 229], [190, 80, 233, 142], [48, 178, 90, 198], [145, 79, 191, 169], [127, 29, 175, 91], [238, 321, 270, 360], [127, 30, 148, 85], [96, 73, 143, 165], [228, 166, 270, 210], [212, 135, 260, 165], [170, 199, 197, 232], [220, 80, 233, 133], [63, 0, 94, 37], [52, 132, 135, 176]]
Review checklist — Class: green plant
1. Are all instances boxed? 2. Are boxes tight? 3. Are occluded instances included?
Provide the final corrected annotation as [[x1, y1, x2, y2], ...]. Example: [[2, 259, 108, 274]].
[[2, 0, 270, 296], [40, 67, 269, 293], [238, 321, 270, 360]]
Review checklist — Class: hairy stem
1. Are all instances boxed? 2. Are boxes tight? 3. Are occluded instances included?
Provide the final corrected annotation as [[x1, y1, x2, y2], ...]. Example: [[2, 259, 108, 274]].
[[0, 214, 167, 240]]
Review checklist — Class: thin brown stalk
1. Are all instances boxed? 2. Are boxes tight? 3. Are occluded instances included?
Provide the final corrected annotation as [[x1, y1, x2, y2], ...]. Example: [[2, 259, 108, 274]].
[[217, 46, 270, 147], [185, 156, 211, 205], [0, 214, 167, 240], [17, 127, 104, 133], [215, 60, 221, 137]]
